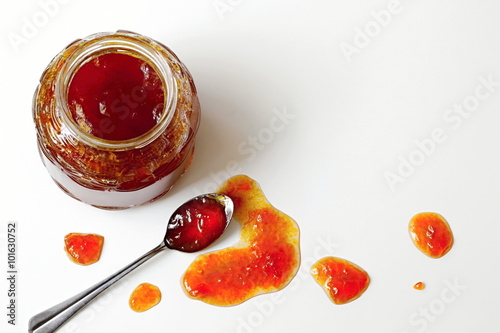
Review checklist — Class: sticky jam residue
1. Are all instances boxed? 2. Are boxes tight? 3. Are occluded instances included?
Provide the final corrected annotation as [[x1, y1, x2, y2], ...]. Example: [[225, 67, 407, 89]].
[[64, 233, 104, 265], [34, 31, 201, 203], [310, 257, 370, 305], [181, 175, 300, 306], [129, 283, 162, 312], [67, 52, 165, 141], [165, 195, 228, 253], [409, 212, 454, 258], [413, 281, 425, 290]]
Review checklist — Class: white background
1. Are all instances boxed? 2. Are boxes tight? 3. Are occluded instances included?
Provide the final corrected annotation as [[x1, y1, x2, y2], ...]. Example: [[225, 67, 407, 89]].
[[1, 0, 500, 332]]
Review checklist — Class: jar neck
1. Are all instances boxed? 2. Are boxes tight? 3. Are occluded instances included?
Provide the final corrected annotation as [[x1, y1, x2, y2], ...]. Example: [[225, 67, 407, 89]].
[[56, 31, 177, 151]]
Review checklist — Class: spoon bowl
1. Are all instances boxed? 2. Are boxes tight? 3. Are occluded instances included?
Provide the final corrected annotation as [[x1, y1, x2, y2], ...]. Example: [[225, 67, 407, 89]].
[[28, 193, 233, 333], [166, 193, 233, 252]]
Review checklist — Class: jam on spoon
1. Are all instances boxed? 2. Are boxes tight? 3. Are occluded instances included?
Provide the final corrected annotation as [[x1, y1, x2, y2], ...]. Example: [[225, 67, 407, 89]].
[[28, 193, 233, 333], [166, 195, 230, 252]]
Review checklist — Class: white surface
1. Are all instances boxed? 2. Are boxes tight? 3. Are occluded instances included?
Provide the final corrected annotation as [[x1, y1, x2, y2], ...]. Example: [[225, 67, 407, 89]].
[[1, 1, 500, 332]]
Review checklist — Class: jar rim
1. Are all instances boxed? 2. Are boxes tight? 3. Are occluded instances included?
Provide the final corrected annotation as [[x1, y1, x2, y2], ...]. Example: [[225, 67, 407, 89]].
[[55, 31, 177, 151]]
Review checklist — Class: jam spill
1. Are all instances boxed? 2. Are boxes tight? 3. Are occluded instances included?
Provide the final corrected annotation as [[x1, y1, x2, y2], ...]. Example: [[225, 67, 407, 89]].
[[409, 212, 454, 258], [311, 257, 370, 305], [129, 283, 162, 312], [181, 175, 300, 306], [64, 233, 104, 265], [413, 282, 425, 290]]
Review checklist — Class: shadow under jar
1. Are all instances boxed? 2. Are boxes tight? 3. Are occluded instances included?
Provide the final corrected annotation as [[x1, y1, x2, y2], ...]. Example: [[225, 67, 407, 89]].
[[33, 31, 201, 209]]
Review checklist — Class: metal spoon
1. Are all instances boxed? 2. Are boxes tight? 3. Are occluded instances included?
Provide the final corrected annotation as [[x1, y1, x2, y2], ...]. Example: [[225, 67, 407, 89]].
[[28, 193, 233, 333]]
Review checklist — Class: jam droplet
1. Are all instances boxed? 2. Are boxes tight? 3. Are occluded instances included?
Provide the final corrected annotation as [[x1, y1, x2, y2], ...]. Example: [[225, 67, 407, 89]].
[[68, 52, 165, 141], [409, 212, 454, 258], [129, 283, 162, 312], [64, 233, 104, 265], [181, 175, 300, 306], [311, 257, 370, 305], [413, 282, 425, 290], [165, 195, 228, 253]]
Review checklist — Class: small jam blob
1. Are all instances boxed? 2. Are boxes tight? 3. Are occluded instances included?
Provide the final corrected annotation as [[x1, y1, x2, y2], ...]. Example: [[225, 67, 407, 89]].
[[182, 175, 300, 306], [413, 282, 425, 290], [64, 233, 104, 265], [310, 257, 370, 305], [129, 283, 162, 312], [409, 212, 454, 258], [68, 53, 165, 141], [165, 195, 228, 253]]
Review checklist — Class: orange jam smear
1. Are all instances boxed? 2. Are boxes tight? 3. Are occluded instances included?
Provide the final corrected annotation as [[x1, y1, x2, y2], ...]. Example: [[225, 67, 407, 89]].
[[181, 175, 300, 306], [409, 212, 454, 258], [413, 282, 425, 290], [310, 257, 370, 305], [64, 233, 104, 265], [129, 283, 162, 312]]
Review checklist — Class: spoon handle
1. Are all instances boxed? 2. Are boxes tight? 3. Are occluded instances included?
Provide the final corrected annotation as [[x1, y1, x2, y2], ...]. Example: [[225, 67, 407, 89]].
[[28, 243, 166, 333]]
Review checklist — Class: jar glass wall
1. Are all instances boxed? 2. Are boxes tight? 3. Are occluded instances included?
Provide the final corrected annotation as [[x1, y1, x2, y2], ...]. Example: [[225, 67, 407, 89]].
[[33, 31, 201, 209]]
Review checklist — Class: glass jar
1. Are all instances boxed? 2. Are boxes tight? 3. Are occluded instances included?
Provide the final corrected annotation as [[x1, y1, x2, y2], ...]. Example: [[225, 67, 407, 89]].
[[33, 31, 201, 209]]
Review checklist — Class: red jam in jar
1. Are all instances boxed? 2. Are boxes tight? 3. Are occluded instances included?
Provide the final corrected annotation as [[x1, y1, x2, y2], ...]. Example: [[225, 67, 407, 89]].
[[67, 52, 165, 141], [33, 31, 200, 209]]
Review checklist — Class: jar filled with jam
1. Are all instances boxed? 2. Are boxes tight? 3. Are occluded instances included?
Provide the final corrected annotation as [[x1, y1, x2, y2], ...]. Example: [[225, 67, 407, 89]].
[[33, 31, 200, 209]]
